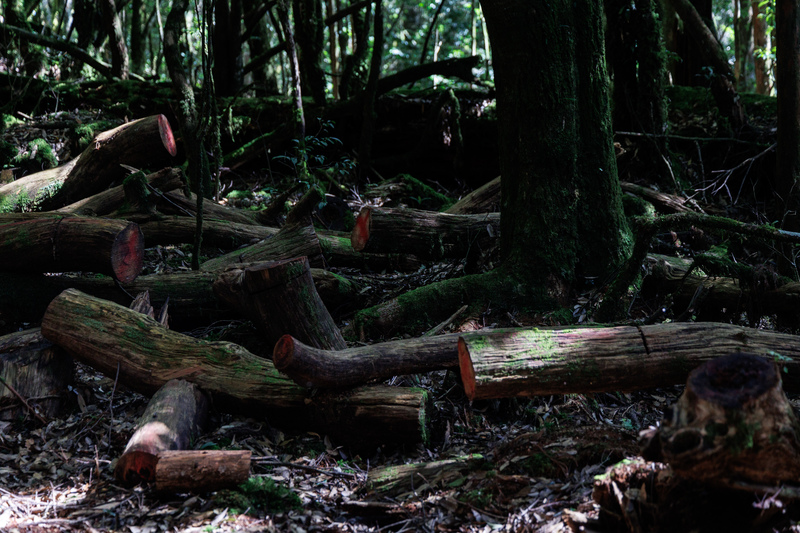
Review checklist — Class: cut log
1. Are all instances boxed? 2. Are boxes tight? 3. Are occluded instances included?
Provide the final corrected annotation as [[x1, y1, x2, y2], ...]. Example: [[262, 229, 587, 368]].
[[0, 267, 363, 332], [0, 215, 144, 283], [153, 190, 260, 226], [41, 289, 430, 445], [639, 353, 800, 485], [0, 328, 73, 422], [0, 158, 78, 212], [445, 176, 501, 214], [114, 379, 210, 485], [58, 168, 184, 216], [273, 332, 461, 388], [458, 323, 800, 400], [200, 222, 324, 271], [154, 450, 251, 493], [351, 206, 500, 261], [365, 454, 485, 497], [41, 114, 178, 210], [213, 257, 346, 350]]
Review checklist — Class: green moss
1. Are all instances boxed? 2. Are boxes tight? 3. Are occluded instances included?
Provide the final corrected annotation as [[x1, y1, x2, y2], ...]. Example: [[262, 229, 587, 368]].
[[13, 139, 57, 170], [213, 477, 301, 515]]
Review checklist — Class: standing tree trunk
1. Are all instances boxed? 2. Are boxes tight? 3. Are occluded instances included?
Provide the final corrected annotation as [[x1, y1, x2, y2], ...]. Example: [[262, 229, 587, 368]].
[[292, 0, 327, 105], [483, 0, 631, 288], [102, 0, 129, 79], [776, 0, 800, 222], [752, 0, 770, 94], [213, 0, 244, 96], [130, 0, 146, 75], [734, 0, 753, 91]]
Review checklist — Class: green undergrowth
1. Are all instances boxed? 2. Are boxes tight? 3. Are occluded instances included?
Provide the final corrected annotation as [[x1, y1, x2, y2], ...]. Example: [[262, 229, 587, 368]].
[[213, 477, 301, 515]]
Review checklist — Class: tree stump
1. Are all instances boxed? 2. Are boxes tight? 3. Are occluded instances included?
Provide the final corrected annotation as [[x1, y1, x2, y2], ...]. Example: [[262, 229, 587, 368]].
[[639, 352, 800, 485]]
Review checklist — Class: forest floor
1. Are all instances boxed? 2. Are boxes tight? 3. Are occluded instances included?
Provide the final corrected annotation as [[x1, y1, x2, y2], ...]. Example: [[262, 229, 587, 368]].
[[2, 84, 800, 532]]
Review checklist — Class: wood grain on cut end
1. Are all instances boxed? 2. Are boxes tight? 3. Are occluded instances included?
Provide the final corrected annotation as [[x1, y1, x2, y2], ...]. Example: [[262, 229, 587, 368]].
[[157, 114, 178, 157], [351, 206, 371, 251], [115, 450, 158, 484], [458, 337, 476, 400], [111, 222, 145, 284], [272, 334, 295, 370]]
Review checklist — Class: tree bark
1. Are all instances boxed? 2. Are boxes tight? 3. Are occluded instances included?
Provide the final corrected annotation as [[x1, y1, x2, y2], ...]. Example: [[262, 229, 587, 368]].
[[445, 176, 500, 214], [41, 289, 431, 445], [752, 0, 769, 94], [213, 257, 346, 350], [200, 222, 324, 271], [351, 206, 500, 261], [212, 0, 244, 96], [777, 0, 800, 217], [458, 323, 800, 400], [114, 379, 210, 485], [366, 454, 485, 497], [376, 56, 481, 95], [101, 0, 129, 79], [39, 115, 177, 210], [58, 168, 183, 216], [640, 353, 800, 485], [0, 215, 144, 283], [0, 328, 73, 422], [154, 450, 251, 492], [273, 332, 461, 388]]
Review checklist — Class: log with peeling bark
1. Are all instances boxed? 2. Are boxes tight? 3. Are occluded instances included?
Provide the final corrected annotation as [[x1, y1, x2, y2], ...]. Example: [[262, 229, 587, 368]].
[[0, 215, 143, 283], [41, 289, 431, 445], [365, 454, 485, 497], [201, 222, 324, 271], [273, 332, 461, 388], [445, 176, 501, 214], [458, 323, 800, 400], [58, 168, 184, 216], [0, 328, 73, 422], [154, 450, 251, 492], [620, 181, 698, 214], [639, 353, 800, 485], [115, 379, 209, 485], [40, 115, 178, 210], [213, 257, 346, 350], [351, 206, 500, 261]]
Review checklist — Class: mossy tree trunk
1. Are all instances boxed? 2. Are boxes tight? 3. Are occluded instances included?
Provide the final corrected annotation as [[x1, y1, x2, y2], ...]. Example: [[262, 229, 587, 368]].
[[483, 0, 631, 291], [777, 0, 800, 224], [293, 0, 326, 105]]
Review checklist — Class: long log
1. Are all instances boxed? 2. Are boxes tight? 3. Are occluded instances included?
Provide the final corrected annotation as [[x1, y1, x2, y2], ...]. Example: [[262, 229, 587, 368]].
[[152, 191, 260, 226], [351, 206, 500, 261], [0, 159, 78, 212], [445, 176, 501, 214], [41, 289, 430, 445], [0, 215, 144, 283], [154, 450, 251, 493], [200, 222, 324, 271], [639, 353, 800, 485], [58, 168, 184, 216], [30, 115, 177, 210], [458, 323, 800, 400], [213, 257, 346, 350], [114, 379, 210, 485], [0, 328, 73, 422], [273, 332, 461, 388]]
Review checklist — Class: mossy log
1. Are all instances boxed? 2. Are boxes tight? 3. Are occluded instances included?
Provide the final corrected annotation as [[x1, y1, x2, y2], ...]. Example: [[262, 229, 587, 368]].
[[445, 176, 501, 214], [273, 332, 461, 388], [619, 182, 697, 214], [213, 257, 346, 350], [365, 453, 485, 497], [151, 191, 260, 226], [200, 222, 324, 271], [114, 379, 210, 485], [458, 323, 800, 400], [0, 328, 73, 421], [639, 353, 800, 485], [0, 158, 77, 212], [154, 450, 252, 493], [0, 267, 363, 331], [59, 168, 184, 216], [41, 114, 178, 210], [41, 289, 430, 445], [351, 206, 500, 261], [0, 215, 143, 283]]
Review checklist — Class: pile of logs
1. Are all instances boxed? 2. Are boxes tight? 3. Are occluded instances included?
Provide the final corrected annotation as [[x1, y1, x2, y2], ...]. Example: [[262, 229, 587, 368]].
[[3, 119, 800, 500]]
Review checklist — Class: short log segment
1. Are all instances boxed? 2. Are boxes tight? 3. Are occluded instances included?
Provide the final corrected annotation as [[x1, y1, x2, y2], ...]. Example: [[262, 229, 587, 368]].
[[273, 332, 461, 388], [213, 257, 346, 350], [154, 450, 251, 493], [0, 328, 73, 421], [0, 216, 144, 283], [351, 206, 500, 261], [42, 115, 177, 210], [41, 289, 430, 445], [114, 379, 209, 485], [640, 353, 800, 485], [445, 176, 501, 214], [458, 323, 800, 400]]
